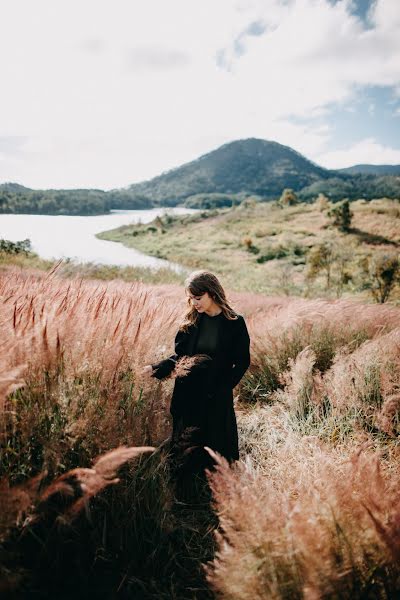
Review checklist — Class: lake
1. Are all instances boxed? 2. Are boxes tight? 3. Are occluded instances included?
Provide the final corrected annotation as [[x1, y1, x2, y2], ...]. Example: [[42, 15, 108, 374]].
[[0, 208, 197, 271]]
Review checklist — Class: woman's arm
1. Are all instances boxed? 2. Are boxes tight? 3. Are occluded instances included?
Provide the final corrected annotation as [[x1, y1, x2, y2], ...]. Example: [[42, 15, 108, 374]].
[[150, 328, 189, 380], [231, 316, 251, 389]]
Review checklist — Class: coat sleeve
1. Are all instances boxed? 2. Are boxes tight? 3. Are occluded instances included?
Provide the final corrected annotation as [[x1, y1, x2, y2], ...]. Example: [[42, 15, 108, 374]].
[[231, 316, 251, 389], [150, 328, 188, 380]]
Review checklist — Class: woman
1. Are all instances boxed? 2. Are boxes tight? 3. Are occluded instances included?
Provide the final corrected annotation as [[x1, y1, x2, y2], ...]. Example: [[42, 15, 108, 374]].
[[143, 270, 250, 469]]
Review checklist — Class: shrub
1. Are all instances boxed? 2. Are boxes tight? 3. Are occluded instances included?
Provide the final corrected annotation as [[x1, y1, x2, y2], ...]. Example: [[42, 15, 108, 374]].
[[241, 236, 259, 253], [0, 238, 32, 255], [360, 251, 400, 303], [279, 188, 298, 206], [327, 199, 353, 232], [257, 246, 288, 263]]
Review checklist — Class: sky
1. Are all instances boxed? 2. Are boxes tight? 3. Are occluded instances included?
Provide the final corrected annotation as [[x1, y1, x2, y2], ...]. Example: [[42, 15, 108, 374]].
[[0, 0, 400, 190]]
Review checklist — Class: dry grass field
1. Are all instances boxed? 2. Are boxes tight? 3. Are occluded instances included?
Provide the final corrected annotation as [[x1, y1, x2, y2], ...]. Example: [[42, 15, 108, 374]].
[[98, 198, 400, 300], [1, 265, 400, 598]]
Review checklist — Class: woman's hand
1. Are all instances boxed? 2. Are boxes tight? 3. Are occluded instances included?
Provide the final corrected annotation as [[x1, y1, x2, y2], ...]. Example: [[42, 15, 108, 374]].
[[142, 365, 153, 375]]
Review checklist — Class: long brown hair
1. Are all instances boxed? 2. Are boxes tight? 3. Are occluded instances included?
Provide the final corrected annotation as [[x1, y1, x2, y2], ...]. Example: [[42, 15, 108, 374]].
[[179, 270, 238, 332]]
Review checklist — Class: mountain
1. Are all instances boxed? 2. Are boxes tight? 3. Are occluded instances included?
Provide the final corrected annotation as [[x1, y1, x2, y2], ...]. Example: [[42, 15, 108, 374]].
[[127, 138, 331, 203], [0, 182, 33, 193], [338, 164, 400, 176]]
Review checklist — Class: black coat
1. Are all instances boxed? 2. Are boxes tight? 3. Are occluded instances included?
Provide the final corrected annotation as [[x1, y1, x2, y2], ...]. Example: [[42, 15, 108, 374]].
[[151, 312, 250, 461]]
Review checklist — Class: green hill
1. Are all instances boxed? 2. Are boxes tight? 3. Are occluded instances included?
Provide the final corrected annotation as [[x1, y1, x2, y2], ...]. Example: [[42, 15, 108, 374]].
[[127, 138, 331, 203]]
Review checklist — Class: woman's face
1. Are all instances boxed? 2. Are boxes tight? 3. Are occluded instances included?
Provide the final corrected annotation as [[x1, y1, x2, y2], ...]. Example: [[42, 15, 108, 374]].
[[187, 291, 215, 313]]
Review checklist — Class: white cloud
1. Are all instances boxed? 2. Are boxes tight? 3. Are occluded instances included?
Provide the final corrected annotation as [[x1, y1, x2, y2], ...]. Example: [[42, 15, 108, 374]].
[[316, 137, 400, 168], [126, 47, 191, 71], [0, 0, 399, 187]]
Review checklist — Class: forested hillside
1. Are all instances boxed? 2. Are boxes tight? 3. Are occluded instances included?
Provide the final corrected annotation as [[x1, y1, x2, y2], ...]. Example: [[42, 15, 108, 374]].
[[127, 138, 331, 202], [298, 173, 400, 201], [2, 138, 400, 214], [0, 186, 153, 215]]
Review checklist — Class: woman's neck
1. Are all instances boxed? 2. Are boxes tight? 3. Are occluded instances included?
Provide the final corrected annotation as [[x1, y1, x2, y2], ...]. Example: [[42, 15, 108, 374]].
[[205, 307, 222, 317]]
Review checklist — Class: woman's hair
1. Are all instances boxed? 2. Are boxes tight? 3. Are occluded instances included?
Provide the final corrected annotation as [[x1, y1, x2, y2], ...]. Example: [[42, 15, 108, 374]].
[[179, 270, 238, 332]]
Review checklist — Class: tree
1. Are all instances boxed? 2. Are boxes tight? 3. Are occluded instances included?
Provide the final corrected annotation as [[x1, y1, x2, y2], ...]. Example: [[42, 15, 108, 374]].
[[360, 251, 400, 303], [279, 188, 298, 207], [307, 241, 354, 295], [327, 199, 353, 232], [306, 242, 335, 289]]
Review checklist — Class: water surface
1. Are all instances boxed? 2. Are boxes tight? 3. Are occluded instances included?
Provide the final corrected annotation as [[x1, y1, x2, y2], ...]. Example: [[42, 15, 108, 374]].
[[0, 208, 196, 270]]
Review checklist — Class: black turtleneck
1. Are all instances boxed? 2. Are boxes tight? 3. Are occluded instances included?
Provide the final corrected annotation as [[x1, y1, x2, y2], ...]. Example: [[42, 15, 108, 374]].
[[194, 312, 223, 356]]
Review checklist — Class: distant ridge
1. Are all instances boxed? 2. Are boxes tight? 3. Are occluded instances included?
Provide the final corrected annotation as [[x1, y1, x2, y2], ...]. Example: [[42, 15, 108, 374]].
[[338, 164, 400, 176]]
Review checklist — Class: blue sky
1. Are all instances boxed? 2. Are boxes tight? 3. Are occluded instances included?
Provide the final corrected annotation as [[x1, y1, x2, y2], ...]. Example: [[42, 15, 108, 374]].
[[288, 84, 400, 163], [0, 0, 399, 189], [332, 0, 374, 23], [286, 1, 400, 166], [332, 86, 400, 149]]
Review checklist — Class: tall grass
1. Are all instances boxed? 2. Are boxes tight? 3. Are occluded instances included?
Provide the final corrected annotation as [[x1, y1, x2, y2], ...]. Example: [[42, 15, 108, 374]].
[[1, 267, 400, 598], [207, 293, 400, 599], [1, 449, 215, 599], [0, 269, 217, 597], [1, 269, 181, 480], [207, 445, 400, 599]]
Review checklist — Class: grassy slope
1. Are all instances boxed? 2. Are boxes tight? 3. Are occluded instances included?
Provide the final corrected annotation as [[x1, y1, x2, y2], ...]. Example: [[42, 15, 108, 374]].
[[97, 198, 400, 298]]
